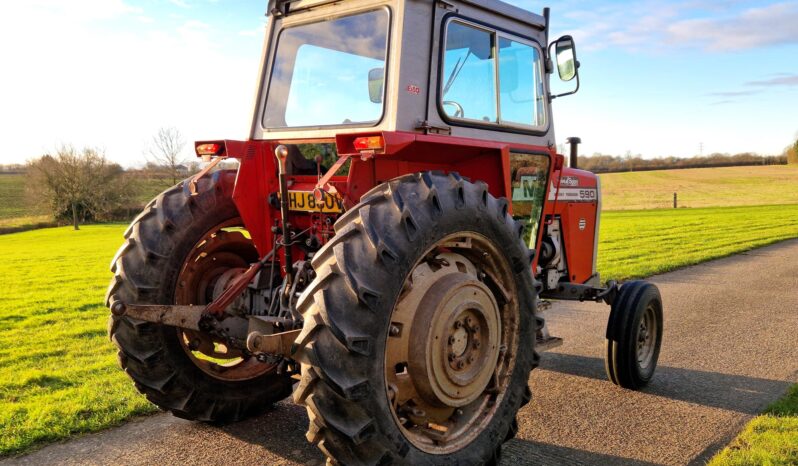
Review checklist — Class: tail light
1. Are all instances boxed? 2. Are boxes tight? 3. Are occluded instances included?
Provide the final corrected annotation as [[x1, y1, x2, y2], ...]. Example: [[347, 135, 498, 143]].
[[195, 142, 225, 157], [353, 136, 384, 152]]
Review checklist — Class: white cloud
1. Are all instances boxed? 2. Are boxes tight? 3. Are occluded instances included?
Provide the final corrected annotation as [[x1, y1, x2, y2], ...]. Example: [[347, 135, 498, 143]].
[[550, 1, 798, 53], [169, 0, 191, 8], [747, 74, 798, 87], [667, 2, 798, 51]]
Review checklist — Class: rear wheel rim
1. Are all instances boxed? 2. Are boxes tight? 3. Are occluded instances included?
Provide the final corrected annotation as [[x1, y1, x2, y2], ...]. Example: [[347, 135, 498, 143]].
[[174, 218, 275, 381], [384, 232, 520, 454]]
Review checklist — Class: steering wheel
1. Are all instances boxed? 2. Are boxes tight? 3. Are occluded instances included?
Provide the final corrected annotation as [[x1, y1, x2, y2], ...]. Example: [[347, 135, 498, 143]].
[[443, 100, 465, 118]]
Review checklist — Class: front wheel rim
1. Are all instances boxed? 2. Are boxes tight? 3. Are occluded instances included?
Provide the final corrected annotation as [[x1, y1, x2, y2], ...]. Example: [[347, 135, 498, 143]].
[[636, 304, 658, 370]]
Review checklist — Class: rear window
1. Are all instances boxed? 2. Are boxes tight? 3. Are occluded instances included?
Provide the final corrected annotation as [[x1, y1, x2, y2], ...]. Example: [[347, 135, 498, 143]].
[[264, 9, 390, 129]]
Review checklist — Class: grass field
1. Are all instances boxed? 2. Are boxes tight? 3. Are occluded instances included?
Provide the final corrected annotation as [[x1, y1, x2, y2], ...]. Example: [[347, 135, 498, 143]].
[[710, 385, 798, 465], [597, 204, 798, 279], [599, 165, 798, 210], [0, 225, 155, 456], [1, 204, 797, 456]]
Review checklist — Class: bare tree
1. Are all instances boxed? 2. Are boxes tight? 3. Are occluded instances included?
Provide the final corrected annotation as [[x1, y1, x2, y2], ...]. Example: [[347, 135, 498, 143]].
[[146, 127, 188, 185], [28, 146, 133, 230]]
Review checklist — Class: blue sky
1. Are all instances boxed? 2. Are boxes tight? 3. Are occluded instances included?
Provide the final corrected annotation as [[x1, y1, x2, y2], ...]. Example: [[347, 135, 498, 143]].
[[0, 0, 796, 166]]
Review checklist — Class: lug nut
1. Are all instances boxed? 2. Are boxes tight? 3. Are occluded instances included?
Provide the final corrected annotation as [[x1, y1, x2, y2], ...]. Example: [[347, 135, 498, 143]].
[[448, 335, 456, 345], [473, 340, 481, 349], [473, 325, 480, 332], [465, 316, 474, 326], [468, 355, 475, 363], [457, 360, 465, 370], [454, 321, 463, 329], [448, 353, 456, 361], [188, 338, 201, 351]]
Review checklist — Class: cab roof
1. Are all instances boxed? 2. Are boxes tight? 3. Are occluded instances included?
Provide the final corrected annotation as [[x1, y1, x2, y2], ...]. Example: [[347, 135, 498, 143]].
[[266, 0, 546, 29]]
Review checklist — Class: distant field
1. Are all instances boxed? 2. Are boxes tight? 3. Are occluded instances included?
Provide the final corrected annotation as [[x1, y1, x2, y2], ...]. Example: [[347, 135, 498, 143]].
[[3, 165, 797, 230], [0, 174, 34, 220], [1, 204, 798, 456], [0, 173, 170, 231], [599, 165, 798, 210]]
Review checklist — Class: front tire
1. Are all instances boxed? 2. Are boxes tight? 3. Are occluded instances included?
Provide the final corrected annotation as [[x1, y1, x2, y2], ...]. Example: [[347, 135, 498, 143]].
[[293, 172, 539, 465], [106, 170, 293, 422], [605, 281, 663, 390]]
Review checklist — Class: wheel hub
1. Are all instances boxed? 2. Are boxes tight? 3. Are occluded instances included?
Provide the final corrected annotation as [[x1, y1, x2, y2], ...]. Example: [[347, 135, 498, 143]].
[[175, 224, 272, 381], [384, 236, 520, 454], [408, 270, 501, 408]]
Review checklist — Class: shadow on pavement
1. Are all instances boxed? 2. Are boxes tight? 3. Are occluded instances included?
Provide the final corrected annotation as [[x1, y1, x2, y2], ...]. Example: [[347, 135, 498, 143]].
[[219, 396, 656, 466], [219, 401, 324, 465], [541, 352, 790, 415]]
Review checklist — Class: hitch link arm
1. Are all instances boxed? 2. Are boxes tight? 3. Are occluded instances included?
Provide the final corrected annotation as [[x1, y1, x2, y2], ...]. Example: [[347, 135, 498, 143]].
[[188, 156, 227, 196], [109, 248, 302, 358]]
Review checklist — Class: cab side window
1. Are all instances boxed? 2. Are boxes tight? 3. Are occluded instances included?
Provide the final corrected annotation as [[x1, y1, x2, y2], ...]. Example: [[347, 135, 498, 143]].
[[441, 19, 547, 130], [442, 22, 497, 122]]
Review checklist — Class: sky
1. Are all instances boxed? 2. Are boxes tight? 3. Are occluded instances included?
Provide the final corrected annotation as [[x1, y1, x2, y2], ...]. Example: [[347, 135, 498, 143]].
[[0, 0, 796, 166]]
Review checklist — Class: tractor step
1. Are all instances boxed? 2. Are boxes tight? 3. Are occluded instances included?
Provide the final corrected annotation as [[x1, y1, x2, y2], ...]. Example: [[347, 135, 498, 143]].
[[536, 335, 563, 352]]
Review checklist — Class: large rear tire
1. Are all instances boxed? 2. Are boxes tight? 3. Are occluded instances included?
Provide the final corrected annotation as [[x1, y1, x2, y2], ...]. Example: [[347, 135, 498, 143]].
[[106, 170, 293, 422], [293, 172, 539, 465]]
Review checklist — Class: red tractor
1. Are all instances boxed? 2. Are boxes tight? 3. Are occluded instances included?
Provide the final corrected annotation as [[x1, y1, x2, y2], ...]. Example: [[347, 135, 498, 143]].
[[107, 0, 663, 464]]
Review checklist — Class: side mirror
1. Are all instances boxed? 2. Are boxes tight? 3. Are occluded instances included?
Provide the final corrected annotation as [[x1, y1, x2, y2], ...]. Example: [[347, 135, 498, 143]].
[[550, 35, 580, 99], [368, 68, 384, 104], [555, 37, 578, 81]]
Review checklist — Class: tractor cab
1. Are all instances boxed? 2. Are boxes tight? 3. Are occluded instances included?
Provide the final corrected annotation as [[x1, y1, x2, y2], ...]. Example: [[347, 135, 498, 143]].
[[257, 0, 567, 144], [209, 0, 590, 282]]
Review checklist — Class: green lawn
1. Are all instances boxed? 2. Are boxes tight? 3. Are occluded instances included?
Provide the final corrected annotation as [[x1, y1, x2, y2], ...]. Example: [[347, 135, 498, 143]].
[[1, 204, 797, 457], [0, 225, 155, 456], [597, 204, 798, 280], [710, 385, 798, 465]]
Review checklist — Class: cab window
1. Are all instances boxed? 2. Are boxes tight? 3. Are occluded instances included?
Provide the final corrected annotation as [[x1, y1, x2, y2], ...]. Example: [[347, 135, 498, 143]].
[[441, 20, 547, 130]]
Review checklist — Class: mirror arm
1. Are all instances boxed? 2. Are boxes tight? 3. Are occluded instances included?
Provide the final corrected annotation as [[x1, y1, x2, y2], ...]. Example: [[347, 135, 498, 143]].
[[551, 66, 580, 100]]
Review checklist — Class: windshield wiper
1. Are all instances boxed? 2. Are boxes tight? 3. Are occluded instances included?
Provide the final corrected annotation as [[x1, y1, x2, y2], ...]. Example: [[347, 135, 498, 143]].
[[443, 50, 471, 96]]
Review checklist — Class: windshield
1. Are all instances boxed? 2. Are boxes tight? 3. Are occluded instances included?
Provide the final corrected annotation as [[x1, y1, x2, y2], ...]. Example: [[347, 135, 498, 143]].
[[263, 9, 390, 129]]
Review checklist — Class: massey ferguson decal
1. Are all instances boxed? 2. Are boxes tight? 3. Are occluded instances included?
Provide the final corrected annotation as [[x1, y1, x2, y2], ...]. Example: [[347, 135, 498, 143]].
[[560, 176, 579, 187], [548, 182, 598, 202]]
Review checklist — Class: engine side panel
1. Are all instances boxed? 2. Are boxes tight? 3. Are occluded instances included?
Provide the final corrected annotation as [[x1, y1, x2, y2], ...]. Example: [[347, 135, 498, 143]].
[[550, 168, 600, 284]]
